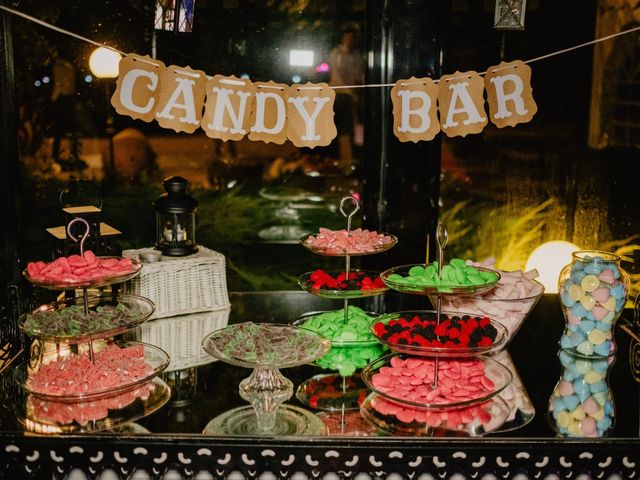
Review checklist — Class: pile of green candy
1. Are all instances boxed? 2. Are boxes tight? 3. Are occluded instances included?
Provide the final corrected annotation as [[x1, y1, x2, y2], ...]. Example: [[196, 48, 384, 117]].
[[300, 306, 376, 343], [315, 344, 386, 377], [23, 303, 140, 338], [299, 306, 385, 376], [386, 258, 498, 288]]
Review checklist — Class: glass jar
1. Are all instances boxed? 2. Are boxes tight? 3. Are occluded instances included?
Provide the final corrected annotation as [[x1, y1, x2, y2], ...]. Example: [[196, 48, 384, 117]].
[[548, 349, 615, 437], [558, 250, 629, 357]]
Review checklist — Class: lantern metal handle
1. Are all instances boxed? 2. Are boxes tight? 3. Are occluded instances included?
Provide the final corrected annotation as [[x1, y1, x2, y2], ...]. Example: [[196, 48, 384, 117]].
[[59, 179, 103, 210], [67, 217, 91, 257]]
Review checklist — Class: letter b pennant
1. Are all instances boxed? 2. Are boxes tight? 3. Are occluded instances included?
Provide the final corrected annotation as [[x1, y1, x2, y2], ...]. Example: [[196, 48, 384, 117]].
[[391, 77, 440, 143]]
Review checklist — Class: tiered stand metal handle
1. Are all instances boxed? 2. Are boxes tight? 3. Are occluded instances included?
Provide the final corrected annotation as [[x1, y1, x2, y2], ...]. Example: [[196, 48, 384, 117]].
[[339, 196, 359, 325], [432, 221, 448, 389]]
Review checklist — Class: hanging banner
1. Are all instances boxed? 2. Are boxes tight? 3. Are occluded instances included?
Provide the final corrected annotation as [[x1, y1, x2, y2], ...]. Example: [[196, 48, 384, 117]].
[[248, 81, 289, 144], [112, 52, 537, 146], [111, 54, 165, 124], [438, 70, 488, 138], [391, 76, 440, 143], [201, 75, 257, 142], [155, 65, 207, 134], [286, 82, 337, 148], [485, 60, 537, 128]]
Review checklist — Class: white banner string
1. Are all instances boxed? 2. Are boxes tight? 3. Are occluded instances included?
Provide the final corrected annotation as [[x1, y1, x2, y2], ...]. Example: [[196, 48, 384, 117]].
[[2, 4, 640, 89]]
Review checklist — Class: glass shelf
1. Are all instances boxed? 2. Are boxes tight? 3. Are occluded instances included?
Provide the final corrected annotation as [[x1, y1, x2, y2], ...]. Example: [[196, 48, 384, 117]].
[[359, 392, 511, 437], [23, 257, 143, 290], [298, 269, 389, 299], [361, 353, 513, 410], [299, 232, 398, 257], [370, 310, 508, 357], [17, 377, 170, 434], [19, 293, 155, 344], [15, 340, 170, 403], [381, 263, 500, 296]]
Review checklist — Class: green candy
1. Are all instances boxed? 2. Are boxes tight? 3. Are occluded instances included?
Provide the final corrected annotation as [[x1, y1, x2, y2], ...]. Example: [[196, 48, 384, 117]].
[[389, 258, 498, 288]]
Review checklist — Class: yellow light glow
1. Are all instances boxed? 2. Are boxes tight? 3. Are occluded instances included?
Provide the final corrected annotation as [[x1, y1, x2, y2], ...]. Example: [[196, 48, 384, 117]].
[[525, 241, 581, 293], [89, 47, 122, 78]]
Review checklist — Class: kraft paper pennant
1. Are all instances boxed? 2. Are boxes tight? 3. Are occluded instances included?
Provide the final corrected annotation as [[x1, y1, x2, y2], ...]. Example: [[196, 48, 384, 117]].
[[438, 70, 488, 138], [391, 76, 440, 143], [155, 65, 207, 134], [249, 81, 289, 144], [484, 60, 537, 128], [286, 82, 337, 148], [201, 75, 256, 141], [111, 53, 165, 123]]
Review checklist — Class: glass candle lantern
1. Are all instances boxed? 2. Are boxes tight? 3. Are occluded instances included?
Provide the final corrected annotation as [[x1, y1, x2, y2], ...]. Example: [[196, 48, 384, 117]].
[[153, 176, 198, 257]]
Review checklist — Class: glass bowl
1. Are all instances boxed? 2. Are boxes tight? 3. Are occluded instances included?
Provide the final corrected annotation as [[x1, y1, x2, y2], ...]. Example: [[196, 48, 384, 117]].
[[298, 269, 389, 299], [19, 293, 155, 344], [15, 340, 170, 403], [370, 310, 508, 357], [432, 279, 545, 344], [380, 263, 500, 295], [291, 309, 380, 347], [360, 392, 511, 437], [23, 257, 143, 290], [299, 232, 398, 257], [202, 322, 330, 368], [361, 353, 512, 410]]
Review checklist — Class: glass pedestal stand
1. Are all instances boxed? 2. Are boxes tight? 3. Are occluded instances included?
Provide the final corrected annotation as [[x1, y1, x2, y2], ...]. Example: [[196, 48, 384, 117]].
[[17, 218, 165, 432], [204, 365, 326, 436], [296, 196, 396, 418], [202, 323, 330, 436], [367, 222, 513, 435]]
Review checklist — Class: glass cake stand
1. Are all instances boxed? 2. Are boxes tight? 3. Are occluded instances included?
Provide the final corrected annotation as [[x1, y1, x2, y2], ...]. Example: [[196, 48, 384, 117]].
[[202, 323, 330, 436]]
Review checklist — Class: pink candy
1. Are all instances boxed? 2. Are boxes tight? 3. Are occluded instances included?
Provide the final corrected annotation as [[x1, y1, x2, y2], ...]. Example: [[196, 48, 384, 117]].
[[304, 228, 394, 254], [26, 252, 135, 284], [371, 357, 494, 405], [27, 344, 153, 397], [371, 395, 493, 428]]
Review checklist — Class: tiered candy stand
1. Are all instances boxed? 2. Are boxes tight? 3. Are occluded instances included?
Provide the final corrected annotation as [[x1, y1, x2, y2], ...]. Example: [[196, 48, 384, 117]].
[[362, 222, 514, 436], [15, 218, 171, 433], [201, 323, 330, 436], [294, 196, 397, 433]]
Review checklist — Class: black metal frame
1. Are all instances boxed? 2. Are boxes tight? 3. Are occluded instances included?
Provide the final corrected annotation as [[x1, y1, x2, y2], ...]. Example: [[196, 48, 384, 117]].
[[2, 435, 639, 478]]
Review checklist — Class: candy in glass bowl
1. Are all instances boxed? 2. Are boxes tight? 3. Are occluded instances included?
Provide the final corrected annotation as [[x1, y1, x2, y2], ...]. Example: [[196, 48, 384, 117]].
[[300, 228, 397, 256], [298, 269, 388, 299], [370, 310, 508, 357], [381, 259, 500, 295], [432, 262, 544, 343]]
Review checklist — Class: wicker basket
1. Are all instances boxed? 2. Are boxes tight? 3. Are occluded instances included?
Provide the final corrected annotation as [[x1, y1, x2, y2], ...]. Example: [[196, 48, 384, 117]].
[[122, 246, 230, 319], [127, 308, 230, 371]]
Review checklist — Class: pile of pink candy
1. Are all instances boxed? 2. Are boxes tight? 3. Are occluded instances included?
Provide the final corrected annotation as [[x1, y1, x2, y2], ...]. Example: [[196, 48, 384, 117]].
[[28, 344, 153, 397], [26, 251, 135, 284], [303, 228, 395, 254], [371, 356, 495, 405], [440, 259, 544, 340], [28, 382, 155, 426], [370, 395, 494, 429]]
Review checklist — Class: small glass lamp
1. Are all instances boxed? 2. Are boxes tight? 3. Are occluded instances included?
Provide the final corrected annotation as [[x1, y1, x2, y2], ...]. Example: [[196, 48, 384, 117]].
[[154, 176, 198, 256]]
